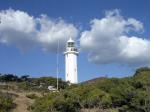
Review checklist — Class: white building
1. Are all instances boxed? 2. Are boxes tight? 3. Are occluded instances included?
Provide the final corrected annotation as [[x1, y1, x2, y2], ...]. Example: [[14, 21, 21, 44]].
[[48, 86, 57, 91], [64, 38, 78, 84]]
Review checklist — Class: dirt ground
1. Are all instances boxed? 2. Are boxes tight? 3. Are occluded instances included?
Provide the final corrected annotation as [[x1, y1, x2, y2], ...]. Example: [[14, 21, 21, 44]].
[[1, 90, 37, 112], [12, 92, 34, 112]]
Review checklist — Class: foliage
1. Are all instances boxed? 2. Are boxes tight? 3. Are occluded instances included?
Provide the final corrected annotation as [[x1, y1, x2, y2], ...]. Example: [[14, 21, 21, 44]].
[[0, 74, 19, 82], [1, 67, 150, 112], [26, 93, 38, 99], [31, 67, 150, 112], [0, 92, 14, 112], [134, 67, 150, 77], [0, 73, 68, 92]]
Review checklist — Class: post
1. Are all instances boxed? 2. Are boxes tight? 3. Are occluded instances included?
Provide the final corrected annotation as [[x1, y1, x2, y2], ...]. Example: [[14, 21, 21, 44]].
[[56, 39, 59, 90]]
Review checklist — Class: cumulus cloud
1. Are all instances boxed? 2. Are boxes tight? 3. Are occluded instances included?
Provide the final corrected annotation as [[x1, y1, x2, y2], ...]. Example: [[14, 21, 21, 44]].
[[0, 8, 150, 67], [0, 9, 78, 51], [80, 9, 150, 66], [37, 15, 78, 52]]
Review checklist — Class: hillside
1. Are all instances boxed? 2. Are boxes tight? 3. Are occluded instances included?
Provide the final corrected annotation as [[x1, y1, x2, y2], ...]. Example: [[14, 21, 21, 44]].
[[0, 76, 68, 112], [0, 67, 150, 112]]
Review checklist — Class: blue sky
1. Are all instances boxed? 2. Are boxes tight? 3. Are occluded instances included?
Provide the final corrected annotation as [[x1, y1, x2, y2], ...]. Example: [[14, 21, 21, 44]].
[[0, 0, 150, 82]]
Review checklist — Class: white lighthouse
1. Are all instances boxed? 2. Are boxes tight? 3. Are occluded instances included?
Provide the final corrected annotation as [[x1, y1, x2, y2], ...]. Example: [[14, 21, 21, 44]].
[[64, 37, 78, 84]]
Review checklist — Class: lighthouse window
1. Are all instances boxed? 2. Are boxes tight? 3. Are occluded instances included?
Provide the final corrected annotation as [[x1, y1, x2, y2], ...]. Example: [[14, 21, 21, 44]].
[[68, 42, 74, 47], [71, 48, 77, 51]]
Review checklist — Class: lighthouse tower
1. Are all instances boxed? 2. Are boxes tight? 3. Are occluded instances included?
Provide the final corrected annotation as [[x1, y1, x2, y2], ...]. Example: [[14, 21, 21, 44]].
[[64, 37, 78, 84]]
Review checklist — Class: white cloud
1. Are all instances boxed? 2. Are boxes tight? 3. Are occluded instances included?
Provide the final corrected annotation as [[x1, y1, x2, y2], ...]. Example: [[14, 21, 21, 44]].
[[119, 36, 150, 64], [0, 9, 78, 52], [37, 15, 78, 52], [0, 8, 150, 67], [0, 9, 37, 50], [80, 9, 150, 66]]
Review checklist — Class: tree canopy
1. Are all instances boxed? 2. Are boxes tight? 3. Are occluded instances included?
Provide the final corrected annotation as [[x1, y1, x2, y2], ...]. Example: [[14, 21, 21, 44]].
[[30, 67, 150, 112]]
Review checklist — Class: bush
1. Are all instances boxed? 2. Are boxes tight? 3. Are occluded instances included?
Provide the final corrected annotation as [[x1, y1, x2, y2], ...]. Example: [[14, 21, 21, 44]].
[[26, 93, 38, 99], [28, 67, 150, 112], [0, 92, 14, 112]]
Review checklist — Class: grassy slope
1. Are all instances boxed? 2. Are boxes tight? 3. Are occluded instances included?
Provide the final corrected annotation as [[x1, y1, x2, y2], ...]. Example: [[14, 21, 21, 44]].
[[0, 67, 150, 112]]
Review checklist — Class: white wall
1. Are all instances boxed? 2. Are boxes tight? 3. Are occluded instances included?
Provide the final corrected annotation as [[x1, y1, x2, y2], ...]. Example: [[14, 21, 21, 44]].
[[65, 53, 78, 84]]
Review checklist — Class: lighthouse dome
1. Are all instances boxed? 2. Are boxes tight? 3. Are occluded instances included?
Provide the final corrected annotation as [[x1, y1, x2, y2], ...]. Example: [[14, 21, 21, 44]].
[[67, 37, 74, 43]]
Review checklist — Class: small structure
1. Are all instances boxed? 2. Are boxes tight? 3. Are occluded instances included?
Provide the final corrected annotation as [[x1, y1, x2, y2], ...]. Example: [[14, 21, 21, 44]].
[[48, 86, 57, 91]]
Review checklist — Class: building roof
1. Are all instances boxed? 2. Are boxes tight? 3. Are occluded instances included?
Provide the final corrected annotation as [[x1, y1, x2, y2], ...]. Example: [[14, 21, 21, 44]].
[[67, 37, 74, 43]]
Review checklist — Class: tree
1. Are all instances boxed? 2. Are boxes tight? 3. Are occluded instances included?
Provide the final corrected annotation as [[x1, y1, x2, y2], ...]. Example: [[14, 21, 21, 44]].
[[20, 75, 30, 81]]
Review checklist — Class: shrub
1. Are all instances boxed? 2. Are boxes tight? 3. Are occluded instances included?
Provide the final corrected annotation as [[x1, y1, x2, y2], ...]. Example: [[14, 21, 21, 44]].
[[26, 93, 38, 99], [0, 92, 14, 112]]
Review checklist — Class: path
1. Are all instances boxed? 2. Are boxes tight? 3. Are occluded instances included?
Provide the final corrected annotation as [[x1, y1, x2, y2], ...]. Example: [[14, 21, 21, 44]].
[[1, 90, 35, 112], [12, 92, 34, 112]]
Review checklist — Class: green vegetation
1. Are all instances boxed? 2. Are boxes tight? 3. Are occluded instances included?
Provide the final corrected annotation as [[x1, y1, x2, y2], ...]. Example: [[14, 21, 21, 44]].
[[0, 92, 14, 112], [0, 67, 150, 112], [0, 74, 68, 92], [0, 74, 68, 111], [30, 67, 150, 112], [26, 93, 38, 99]]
